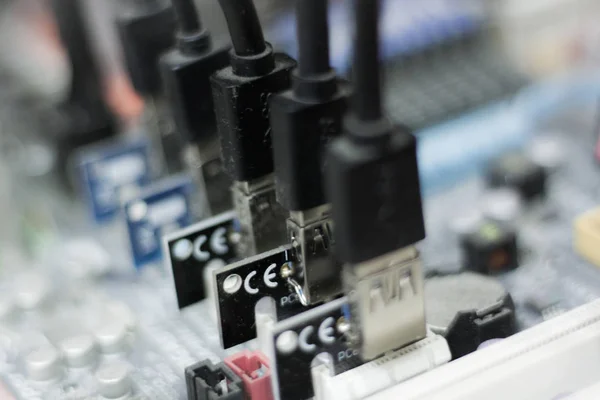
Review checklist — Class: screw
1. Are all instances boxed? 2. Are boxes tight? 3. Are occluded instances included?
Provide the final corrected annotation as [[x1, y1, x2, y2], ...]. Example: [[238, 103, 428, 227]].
[[280, 262, 295, 279], [337, 317, 351, 335]]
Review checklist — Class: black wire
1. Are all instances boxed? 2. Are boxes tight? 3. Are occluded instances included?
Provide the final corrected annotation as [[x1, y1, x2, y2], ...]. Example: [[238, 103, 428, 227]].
[[217, 0, 266, 56], [296, 0, 330, 77], [49, 0, 103, 104], [352, 0, 382, 121], [171, 0, 202, 35]]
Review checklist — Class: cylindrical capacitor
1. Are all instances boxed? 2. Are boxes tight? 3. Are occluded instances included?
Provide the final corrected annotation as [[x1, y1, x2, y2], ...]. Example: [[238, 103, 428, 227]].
[[60, 334, 97, 368], [96, 361, 133, 399], [25, 345, 62, 382]]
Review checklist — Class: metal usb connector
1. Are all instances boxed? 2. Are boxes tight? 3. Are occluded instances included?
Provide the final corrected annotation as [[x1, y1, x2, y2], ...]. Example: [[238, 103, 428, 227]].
[[343, 246, 427, 360], [232, 174, 288, 258]]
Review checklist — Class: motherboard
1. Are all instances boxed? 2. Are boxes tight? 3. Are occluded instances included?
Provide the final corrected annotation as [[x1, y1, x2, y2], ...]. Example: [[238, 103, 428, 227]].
[[0, 71, 599, 399], [1, 0, 600, 399]]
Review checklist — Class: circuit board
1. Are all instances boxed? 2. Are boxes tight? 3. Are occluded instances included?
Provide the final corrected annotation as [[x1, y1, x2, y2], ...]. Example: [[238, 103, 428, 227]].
[[1, 70, 600, 399], [5, 0, 600, 396], [423, 74, 600, 327]]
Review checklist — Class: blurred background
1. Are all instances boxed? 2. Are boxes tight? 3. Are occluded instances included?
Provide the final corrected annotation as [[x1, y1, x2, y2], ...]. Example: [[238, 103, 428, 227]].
[[1, 0, 599, 119]]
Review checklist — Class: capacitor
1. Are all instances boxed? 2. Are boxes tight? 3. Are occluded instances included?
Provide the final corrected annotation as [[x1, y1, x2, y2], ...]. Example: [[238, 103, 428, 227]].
[[25, 345, 62, 382], [60, 334, 97, 368], [96, 361, 133, 399]]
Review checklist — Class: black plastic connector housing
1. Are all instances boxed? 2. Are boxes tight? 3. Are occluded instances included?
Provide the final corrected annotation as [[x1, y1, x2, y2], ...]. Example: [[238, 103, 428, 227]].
[[326, 120, 426, 264], [160, 39, 231, 146], [210, 49, 296, 182], [445, 294, 516, 359], [185, 360, 244, 400], [49, 0, 117, 184], [270, 72, 350, 211], [116, 0, 176, 97]]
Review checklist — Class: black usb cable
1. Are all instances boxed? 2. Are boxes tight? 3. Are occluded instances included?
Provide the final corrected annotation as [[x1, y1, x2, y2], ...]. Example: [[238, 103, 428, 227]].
[[160, 0, 231, 214], [210, 0, 297, 257], [269, 0, 350, 305], [326, 0, 427, 361]]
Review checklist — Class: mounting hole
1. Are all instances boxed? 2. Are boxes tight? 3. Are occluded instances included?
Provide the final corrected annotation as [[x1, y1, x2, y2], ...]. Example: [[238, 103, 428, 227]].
[[276, 331, 298, 355], [172, 239, 193, 261], [223, 274, 242, 294]]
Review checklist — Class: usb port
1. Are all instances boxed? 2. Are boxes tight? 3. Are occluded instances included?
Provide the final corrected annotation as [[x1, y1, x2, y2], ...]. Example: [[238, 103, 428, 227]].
[[344, 246, 427, 360]]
